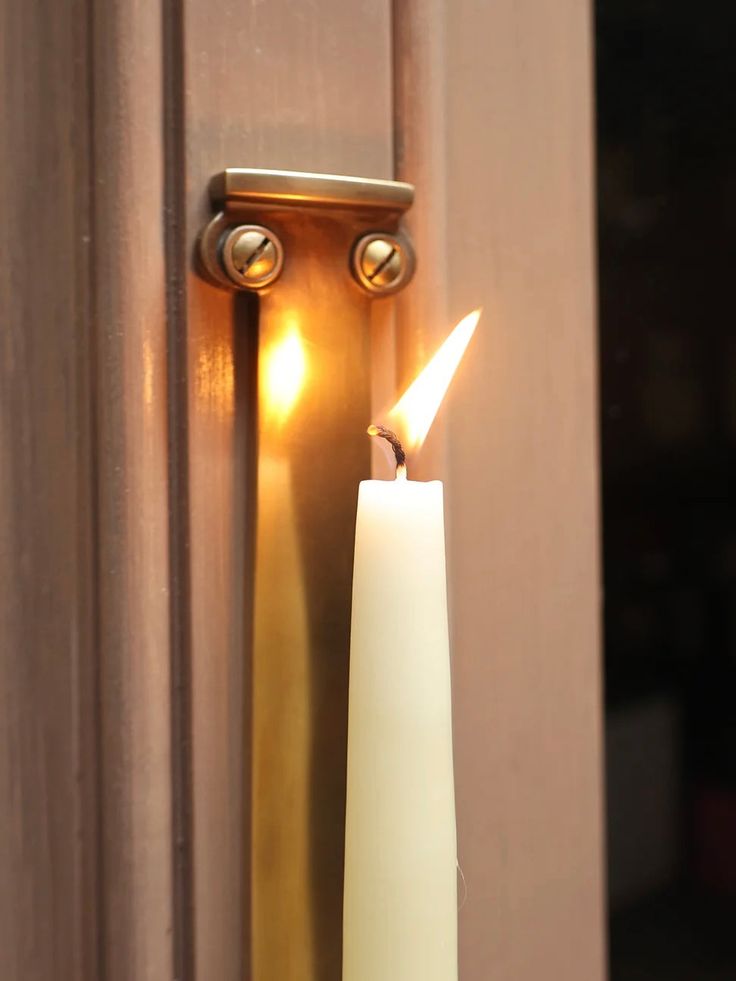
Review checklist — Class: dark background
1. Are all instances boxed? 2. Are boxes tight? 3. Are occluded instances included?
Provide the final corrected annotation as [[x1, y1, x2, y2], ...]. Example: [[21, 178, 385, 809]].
[[597, 1, 736, 977]]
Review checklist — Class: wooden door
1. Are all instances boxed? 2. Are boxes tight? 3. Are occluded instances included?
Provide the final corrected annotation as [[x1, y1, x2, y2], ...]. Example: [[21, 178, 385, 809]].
[[1, 1, 604, 979]]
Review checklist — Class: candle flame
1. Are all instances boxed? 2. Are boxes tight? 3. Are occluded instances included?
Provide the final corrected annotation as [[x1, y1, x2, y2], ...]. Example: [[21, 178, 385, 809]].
[[385, 308, 481, 450], [262, 321, 308, 425]]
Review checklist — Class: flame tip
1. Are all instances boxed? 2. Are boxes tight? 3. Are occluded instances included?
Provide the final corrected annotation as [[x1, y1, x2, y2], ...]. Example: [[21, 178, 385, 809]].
[[384, 307, 480, 451]]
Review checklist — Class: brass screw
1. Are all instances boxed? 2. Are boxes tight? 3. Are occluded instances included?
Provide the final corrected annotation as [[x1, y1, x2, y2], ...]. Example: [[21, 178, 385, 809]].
[[221, 224, 284, 289], [352, 233, 414, 295]]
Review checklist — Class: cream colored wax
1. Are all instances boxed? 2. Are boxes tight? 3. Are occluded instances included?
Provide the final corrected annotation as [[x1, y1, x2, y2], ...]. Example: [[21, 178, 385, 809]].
[[343, 476, 457, 980]]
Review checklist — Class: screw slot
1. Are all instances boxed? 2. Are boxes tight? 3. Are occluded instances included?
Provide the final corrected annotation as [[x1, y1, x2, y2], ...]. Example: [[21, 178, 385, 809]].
[[221, 224, 284, 289], [352, 232, 415, 296]]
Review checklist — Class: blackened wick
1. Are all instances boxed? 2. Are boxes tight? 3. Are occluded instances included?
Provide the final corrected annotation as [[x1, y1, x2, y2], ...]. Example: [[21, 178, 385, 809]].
[[367, 424, 406, 475]]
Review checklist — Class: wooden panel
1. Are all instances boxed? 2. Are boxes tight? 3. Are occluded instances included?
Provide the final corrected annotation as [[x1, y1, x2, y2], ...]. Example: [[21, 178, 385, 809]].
[[1, 0, 176, 976], [392, 0, 449, 480], [395, 0, 604, 976], [442, 2, 606, 978], [0, 0, 98, 977], [91, 0, 175, 976], [180, 3, 393, 977]]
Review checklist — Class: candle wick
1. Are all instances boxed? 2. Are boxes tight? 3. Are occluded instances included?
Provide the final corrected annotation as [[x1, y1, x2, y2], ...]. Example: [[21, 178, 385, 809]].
[[367, 424, 407, 479]]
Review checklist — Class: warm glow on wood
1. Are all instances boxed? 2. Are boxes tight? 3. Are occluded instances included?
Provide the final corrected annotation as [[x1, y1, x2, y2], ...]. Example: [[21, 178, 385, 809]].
[[262, 321, 308, 425], [385, 308, 481, 450]]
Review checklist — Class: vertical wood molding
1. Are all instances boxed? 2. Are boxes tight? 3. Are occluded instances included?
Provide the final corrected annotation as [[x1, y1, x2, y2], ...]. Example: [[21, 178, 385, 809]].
[[91, 0, 175, 975], [445, 1, 606, 978], [0, 0, 99, 976], [392, 0, 450, 481], [394, 1, 605, 978], [3, 0, 179, 972]]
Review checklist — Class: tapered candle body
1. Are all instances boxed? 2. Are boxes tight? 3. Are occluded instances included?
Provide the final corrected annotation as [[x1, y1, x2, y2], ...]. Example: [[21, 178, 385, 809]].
[[343, 477, 457, 980]]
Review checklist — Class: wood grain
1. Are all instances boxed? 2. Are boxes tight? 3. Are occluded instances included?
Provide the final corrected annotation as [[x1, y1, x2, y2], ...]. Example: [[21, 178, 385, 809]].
[[91, 0, 175, 976], [395, 7, 605, 968], [1, 0, 176, 976], [392, 0, 450, 481], [442, 1, 606, 978], [0, 0, 98, 976]]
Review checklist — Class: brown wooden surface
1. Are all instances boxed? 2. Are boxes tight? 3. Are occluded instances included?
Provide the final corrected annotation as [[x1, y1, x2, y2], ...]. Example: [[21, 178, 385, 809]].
[[392, 0, 449, 481], [1, 0, 175, 976], [92, 0, 175, 976], [394, 6, 606, 970], [0, 0, 98, 977], [441, 2, 606, 978]]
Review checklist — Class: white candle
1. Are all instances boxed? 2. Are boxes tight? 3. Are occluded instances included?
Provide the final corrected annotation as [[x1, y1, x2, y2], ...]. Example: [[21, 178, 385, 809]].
[[342, 310, 480, 979], [342, 470, 457, 980]]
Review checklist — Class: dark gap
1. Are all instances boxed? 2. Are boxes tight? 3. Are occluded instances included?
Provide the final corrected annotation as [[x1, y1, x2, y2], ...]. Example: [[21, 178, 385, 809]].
[[161, 0, 194, 974], [596, 1, 736, 977], [233, 289, 260, 979], [83, 0, 105, 971]]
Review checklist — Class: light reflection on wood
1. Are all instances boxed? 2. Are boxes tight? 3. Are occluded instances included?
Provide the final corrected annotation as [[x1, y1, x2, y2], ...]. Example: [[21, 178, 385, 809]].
[[195, 335, 235, 417]]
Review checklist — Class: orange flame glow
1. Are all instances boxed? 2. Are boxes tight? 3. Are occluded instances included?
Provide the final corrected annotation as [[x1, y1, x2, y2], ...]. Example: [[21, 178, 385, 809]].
[[385, 308, 481, 450], [262, 321, 308, 425]]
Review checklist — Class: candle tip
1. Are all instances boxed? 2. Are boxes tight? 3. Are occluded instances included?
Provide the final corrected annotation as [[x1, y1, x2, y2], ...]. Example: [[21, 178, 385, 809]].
[[367, 424, 407, 479]]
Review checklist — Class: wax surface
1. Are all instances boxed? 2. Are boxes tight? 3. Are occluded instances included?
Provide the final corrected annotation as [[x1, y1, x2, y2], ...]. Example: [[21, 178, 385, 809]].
[[343, 478, 457, 980]]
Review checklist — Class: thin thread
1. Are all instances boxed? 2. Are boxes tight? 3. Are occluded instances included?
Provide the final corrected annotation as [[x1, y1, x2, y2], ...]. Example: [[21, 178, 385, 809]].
[[457, 861, 468, 912]]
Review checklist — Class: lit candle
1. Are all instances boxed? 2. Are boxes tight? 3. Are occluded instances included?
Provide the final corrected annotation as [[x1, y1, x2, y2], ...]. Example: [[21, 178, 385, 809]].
[[343, 311, 480, 980]]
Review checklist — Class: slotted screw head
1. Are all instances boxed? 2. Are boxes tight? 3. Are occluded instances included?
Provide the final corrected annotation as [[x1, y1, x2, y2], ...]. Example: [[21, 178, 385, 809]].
[[361, 239, 402, 285], [221, 224, 284, 289], [352, 232, 415, 295]]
